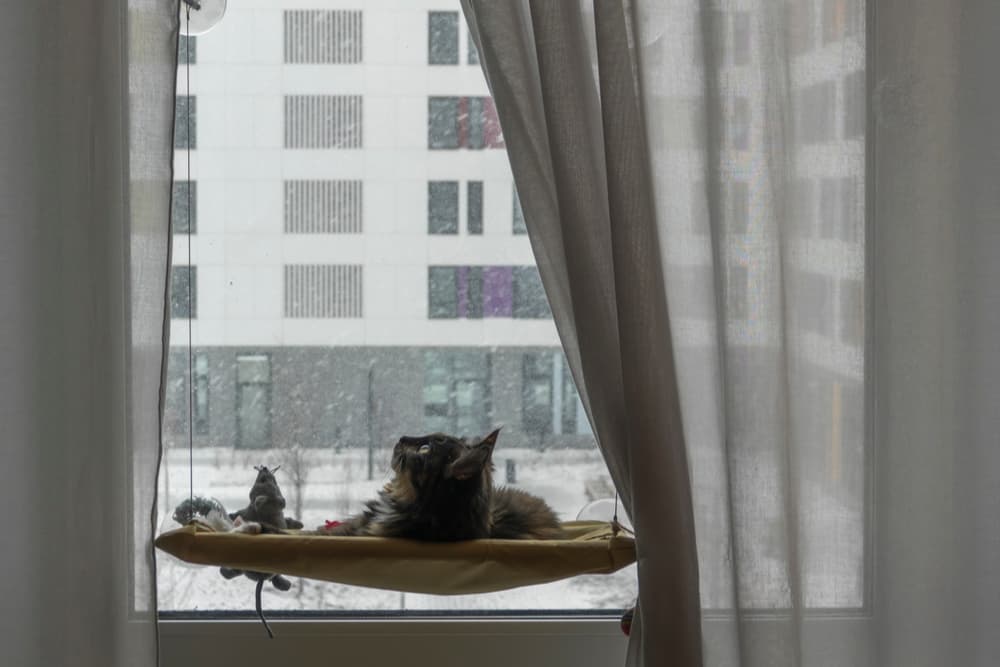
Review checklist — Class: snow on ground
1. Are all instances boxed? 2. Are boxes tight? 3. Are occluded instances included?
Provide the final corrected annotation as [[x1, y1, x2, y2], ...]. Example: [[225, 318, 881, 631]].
[[156, 445, 637, 612]]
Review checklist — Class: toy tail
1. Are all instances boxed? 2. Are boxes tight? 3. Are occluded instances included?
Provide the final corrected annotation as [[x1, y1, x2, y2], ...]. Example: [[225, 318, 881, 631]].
[[255, 579, 274, 639]]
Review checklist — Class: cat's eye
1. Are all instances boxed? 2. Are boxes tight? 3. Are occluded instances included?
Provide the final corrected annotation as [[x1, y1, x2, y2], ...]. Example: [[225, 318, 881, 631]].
[[418, 444, 431, 454]]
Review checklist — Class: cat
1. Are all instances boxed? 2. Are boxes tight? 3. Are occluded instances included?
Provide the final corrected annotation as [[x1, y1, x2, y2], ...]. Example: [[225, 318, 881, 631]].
[[316, 428, 565, 541]]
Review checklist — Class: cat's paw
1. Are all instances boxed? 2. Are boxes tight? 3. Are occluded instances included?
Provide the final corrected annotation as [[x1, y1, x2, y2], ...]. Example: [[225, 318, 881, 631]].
[[231, 518, 262, 534]]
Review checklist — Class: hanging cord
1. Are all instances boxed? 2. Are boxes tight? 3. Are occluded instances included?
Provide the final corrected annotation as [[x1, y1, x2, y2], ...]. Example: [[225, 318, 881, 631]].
[[184, 1, 195, 514], [610, 491, 634, 537]]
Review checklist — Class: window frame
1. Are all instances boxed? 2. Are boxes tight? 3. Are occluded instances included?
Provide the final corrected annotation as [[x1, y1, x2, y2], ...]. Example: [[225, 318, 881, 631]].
[[157, 0, 876, 661]]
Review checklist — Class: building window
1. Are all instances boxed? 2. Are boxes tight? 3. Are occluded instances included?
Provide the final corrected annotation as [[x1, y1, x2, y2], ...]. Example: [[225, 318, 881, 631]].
[[428, 181, 459, 234], [840, 279, 864, 347], [730, 97, 750, 150], [820, 177, 861, 242], [194, 352, 210, 435], [798, 271, 835, 336], [428, 11, 459, 65], [467, 181, 483, 234], [522, 352, 585, 437], [284, 265, 363, 318], [236, 354, 272, 449], [423, 350, 492, 436], [428, 266, 546, 319], [789, 0, 815, 55], [513, 188, 527, 234], [513, 266, 551, 319], [823, 0, 861, 44], [171, 266, 196, 319], [731, 11, 751, 65], [726, 180, 750, 235], [172, 181, 196, 234], [179, 35, 196, 65], [174, 95, 195, 149], [468, 33, 480, 65], [285, 180, 363, 233], [798, 81, 836, 143], [790, 178, 814, 237], [285, 95, 363, 149], [284, 10, 362, 64], [843, 70, 865, 139], [726, 263, 749, 322], [428, 96, 503, 150]]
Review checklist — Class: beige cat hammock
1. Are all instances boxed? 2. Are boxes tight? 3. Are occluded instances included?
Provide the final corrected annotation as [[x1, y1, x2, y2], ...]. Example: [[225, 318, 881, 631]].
[[155, 520, 636, 596]]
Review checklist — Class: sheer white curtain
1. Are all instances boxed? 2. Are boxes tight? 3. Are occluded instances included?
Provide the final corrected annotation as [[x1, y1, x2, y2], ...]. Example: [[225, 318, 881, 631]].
[[0, 0, 176, 664], [463, 0, 1000, 665]]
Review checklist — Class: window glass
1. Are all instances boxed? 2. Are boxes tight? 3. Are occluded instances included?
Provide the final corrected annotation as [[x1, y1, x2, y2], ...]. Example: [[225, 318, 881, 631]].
[[172, 181, 196, 234], [428, 181, 459, 234], [512, 188, 527, 234], [428, 11, 459, 65], [170, 266, 196, 319], [467, 181, 483, 234], [174, 95, 195, 149], [161, 0, 631, 617], [513, 266, 552, 319]]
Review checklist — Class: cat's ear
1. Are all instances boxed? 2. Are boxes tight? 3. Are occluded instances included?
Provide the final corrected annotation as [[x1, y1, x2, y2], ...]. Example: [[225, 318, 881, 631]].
[[479, 427, 501, 448], [447, 431, 498, 481]]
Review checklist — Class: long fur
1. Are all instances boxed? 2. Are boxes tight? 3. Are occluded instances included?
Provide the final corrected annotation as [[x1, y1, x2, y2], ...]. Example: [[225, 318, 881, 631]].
[[316, 429, 565, 541]]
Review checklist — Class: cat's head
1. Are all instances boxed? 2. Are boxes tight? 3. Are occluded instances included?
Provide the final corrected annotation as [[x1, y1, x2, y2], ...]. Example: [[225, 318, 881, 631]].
[[388, 428, 500, 503]]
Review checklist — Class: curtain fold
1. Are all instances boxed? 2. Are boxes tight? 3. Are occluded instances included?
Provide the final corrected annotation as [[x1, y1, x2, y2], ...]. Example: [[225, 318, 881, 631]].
[[462, 2, 702, 665], [465, 0, 1000, 665], [0, 0, 176, 664]]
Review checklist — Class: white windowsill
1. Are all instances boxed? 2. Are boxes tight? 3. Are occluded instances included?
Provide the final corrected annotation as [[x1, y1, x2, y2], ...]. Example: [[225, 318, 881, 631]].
[[159, 617, 630, 667]]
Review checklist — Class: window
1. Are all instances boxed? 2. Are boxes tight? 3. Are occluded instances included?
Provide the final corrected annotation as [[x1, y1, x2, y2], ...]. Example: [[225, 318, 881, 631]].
[[789, 0, 815, 55], [839, 279, 864, 347], [428, 181, 459, 234], [428, 11, 459, 64], [236, 354, 272, 449], [284, 265, 363, 318], [513, 188, 527, 234], [468, 33, 480, 65], [513, 266, 551, 319], [725, 263, 749, 322], [467, 181, 483, 234], [285, 95, 363, 148], [798, 81, 836, 143], [730, 97, 750, 150], [194, 352, 210, 435], [823, 0, 861, 43], [819, 177, 860, 242], [726, 180, 750, 235], [174, 95, 195, 149], [798, 271, 835, 336], [429, 266, 549, 319], [843, 70, 865, 139], [428, 96, 503, 149], [178, 35, 195, 65], [423, 350, 492, 435], [170, 266, 196, 319], [521, 351, 585, 437], [426, 180, 482, 235], [160, 0, 631, 621], [171, 180, 196, 234], [284, 10, 362, 63], [285, 180, 363, 233], [731, 11, 751, 66]]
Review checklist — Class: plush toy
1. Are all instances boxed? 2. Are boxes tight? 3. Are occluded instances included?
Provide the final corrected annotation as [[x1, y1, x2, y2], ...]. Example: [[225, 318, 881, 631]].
[[228, 465, 304, 532], [218, 465, 304, 638], [172, 466, 304, 638]]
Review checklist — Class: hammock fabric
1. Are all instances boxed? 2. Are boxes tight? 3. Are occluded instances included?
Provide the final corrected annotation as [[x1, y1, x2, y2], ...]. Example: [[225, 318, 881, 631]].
[[155, 520, 636, 595]]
